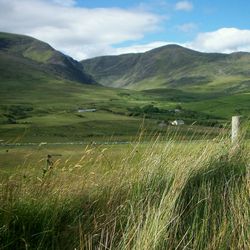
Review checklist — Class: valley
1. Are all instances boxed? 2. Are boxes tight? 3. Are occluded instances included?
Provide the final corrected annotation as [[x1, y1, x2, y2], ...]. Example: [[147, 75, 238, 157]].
[[1, 32, 250, 143]]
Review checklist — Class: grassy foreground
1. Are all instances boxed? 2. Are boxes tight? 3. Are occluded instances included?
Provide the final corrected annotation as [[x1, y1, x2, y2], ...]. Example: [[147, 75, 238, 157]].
[[0, 134, 249, 249]]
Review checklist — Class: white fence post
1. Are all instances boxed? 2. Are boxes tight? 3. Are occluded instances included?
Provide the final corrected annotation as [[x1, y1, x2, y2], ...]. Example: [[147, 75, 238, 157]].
[[232, 116, 240, 144]]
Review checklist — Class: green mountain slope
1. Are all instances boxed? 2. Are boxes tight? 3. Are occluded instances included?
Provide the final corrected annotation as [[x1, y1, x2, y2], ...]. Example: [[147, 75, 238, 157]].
[[81, 45, 250, 91], [0, 32, 96, 84]]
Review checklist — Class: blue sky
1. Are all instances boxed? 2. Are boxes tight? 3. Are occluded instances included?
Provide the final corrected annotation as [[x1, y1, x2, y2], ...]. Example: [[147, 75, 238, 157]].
[[0, 0, 250, 59]]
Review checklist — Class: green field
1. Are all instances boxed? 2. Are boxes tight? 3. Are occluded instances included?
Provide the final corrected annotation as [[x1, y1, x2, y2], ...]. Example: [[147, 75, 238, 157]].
[[1, 74, 230, 143], [1, 63, 239, 144], [0, 134, 249, 249], [1, 67, 247, 144]]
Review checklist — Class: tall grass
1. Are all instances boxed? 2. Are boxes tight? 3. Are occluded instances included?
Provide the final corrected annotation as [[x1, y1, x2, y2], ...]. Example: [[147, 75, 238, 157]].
[[0, 131, 249, 249]]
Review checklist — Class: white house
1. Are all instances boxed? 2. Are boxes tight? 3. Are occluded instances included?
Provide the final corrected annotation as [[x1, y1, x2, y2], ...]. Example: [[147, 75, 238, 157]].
[[171, 120, 184, 126], [78, 109, 96, 113]]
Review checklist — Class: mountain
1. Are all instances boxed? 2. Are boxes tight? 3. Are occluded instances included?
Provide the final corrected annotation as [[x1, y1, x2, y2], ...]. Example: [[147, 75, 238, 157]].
[[1, 32, 250, 142], [0, 32, 152, 142], [0, 32, 96, 84], [81, 45, 250, 91]]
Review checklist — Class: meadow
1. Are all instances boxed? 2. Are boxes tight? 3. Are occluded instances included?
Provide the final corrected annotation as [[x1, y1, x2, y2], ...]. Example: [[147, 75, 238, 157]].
[[1, 29, 250, 250], [0, 129, 249, 249]]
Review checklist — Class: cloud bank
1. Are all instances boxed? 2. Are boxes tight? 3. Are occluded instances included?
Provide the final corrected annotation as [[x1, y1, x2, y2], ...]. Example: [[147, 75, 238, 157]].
[[0, 0, 160, 59], [52, 0, 76, 7], [188, 28, 250, 53]]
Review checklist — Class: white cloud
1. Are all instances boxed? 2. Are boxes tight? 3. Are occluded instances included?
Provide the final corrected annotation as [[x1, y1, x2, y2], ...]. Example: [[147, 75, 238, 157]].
[[113, 41, 171, 55], [175, 1, 193, 11], [0, 0, 161, 59], [111, 28, 250, 57], [52, 0, 76, 7], [177, 22, 197, 32], [67, 42, 172, 59], [187, 28, 250, 53]]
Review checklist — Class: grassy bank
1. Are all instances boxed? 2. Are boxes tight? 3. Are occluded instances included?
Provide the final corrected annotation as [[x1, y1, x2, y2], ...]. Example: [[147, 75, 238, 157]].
[[0, 133, 249, 249]]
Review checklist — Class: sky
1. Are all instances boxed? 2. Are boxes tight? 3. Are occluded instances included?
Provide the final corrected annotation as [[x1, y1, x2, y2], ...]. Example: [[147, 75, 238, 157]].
[[0, 0, 250, 60]]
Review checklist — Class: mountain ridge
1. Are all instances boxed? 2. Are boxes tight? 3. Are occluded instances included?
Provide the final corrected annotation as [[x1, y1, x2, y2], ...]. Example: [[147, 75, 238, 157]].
[[81, 44, 250, 90]]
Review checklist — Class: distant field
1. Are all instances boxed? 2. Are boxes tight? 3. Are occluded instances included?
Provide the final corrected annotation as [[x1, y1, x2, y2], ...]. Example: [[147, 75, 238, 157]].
[[1, 75, 232, 143]]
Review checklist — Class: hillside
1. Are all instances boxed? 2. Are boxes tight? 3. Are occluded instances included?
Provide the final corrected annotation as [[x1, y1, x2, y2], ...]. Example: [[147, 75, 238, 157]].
[[0, 32, 140, 142], [1, 32, 250, 143], [2, 32, 204, 142], [0, 32, 95, 84], [81, 45, 250, 91]]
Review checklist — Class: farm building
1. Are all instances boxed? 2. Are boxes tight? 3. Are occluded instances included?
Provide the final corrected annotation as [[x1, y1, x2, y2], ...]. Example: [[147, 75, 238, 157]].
[[78, 109, 96, 113], [171, 120, 184, 126]]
